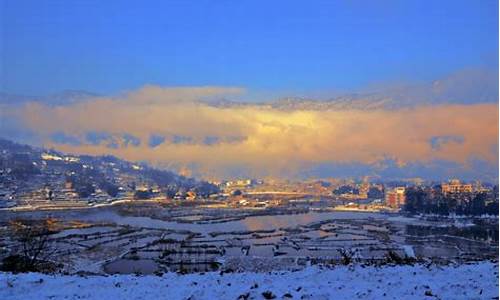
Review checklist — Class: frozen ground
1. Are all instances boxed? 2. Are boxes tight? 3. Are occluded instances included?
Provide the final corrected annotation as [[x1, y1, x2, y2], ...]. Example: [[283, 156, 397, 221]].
[[1, 261, 498, 300]]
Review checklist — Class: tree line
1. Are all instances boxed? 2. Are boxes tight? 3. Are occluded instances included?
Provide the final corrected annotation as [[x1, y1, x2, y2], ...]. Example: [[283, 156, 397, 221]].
[[404, 186, 498, 216]]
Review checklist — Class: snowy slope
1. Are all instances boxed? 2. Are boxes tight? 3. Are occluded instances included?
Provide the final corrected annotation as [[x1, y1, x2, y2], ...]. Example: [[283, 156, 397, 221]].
[[1, 262, 498, 300]]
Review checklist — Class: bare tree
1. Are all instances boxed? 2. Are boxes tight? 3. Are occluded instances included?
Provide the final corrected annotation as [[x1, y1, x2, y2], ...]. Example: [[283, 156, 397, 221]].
[[337, 248, 355, 265], [2, 219, 58, 272]]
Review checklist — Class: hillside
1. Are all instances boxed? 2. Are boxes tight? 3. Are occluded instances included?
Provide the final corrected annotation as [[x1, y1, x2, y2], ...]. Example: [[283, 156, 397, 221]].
[[0, 138, 218, 207]]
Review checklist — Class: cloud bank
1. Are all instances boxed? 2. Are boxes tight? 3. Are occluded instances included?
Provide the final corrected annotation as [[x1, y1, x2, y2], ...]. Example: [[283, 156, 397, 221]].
[[9, 84, 498, 180]]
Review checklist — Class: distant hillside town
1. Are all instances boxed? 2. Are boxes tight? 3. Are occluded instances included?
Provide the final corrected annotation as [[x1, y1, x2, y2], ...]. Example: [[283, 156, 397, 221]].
[[0, 138, 219, 209], [0, 138, 497, 215]]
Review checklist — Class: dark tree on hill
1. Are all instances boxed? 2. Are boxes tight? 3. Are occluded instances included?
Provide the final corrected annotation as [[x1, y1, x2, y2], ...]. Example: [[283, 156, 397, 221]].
[[143, 168, 177, 186], [467, 192, 487, 216], [485, 200, 499, 215], [404, 187, 427, 214], [3, 153, 40, 180], [134, 189, 152, 200], [403, 187, 498, 216], [67, 174, 96, 198], [165, 184, 178, 199], [367, 187, 384, 199], [435, 200, 450, 215], [75, 182, 95, 198], [193, 182, 220, 198], [99, 181, 119, 197], [2, 219, 58, 273], [333, 185, 359, 195]]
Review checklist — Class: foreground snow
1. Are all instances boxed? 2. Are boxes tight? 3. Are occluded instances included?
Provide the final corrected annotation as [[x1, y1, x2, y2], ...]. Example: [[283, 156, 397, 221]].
[[1, 262, 498, 300]]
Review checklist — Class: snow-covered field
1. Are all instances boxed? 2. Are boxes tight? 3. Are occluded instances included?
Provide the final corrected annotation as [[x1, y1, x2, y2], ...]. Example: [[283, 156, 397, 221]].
[[1, 262, 498, 300]]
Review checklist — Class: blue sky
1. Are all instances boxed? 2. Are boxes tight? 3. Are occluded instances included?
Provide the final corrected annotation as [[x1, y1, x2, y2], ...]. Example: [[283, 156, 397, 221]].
[[1, 0, 498, 96], [1, 1, 498, 181]]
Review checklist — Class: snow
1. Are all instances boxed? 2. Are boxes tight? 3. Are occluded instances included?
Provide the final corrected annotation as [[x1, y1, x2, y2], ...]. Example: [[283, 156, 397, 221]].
[[402, 245, 416, 258], [1, 262, 498, 300]]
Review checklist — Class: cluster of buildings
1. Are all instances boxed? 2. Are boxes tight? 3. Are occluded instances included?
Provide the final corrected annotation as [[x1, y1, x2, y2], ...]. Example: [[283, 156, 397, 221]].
[[384, 179, 493, 209], [1, 137, 496, 212], [385, 187, 406, 209], [441, 179, 473, 195], [215, 177, 494, 211], [330, 178, 493, 210], [0, 146, 214, 208], [0, 152, 135, 208]]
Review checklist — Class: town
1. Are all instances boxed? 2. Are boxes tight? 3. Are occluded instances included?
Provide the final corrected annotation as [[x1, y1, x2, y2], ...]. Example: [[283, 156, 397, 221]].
[[0, 138, 497, 275], [1, 1, 498, 298], [1, 139, 497, 216]]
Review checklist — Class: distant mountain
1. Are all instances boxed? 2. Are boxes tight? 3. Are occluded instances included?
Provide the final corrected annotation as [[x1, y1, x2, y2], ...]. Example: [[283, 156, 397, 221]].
[[0, 90, 99, 106], [42, 90, 100, 105], [205, 69, 498, 111], [266, 95, 398, 111], [203, 94, 419, 111]]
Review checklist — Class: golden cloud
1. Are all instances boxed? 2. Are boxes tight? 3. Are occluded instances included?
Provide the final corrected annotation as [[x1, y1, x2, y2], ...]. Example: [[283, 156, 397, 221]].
[[15, 86, 499, 179]]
